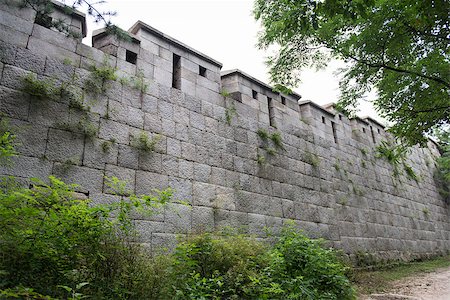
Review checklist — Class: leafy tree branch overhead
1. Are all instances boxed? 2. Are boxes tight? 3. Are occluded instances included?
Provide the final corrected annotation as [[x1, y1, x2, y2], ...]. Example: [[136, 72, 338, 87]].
[[254, 0, 450, 146]]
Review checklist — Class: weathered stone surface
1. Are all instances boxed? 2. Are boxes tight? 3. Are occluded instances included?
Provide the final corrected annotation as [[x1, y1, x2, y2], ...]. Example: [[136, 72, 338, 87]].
[[0, 5, 448, 261]]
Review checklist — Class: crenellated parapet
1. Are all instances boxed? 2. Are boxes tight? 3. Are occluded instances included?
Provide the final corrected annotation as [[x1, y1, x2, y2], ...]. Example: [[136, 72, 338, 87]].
[[0, 0, 448, 262]]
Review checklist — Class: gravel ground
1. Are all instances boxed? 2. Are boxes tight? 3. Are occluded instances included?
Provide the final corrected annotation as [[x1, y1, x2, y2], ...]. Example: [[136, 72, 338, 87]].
[[365, 266, 450, 300]]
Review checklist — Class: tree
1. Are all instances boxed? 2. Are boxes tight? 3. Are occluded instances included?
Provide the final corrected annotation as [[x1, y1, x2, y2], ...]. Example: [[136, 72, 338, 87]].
[[254, 0, 449, 146]]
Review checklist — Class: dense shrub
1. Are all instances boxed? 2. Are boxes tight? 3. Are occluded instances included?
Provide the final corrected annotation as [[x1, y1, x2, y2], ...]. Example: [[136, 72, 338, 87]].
[[166, 226, 355, 300], [0, 176, 173, 299]]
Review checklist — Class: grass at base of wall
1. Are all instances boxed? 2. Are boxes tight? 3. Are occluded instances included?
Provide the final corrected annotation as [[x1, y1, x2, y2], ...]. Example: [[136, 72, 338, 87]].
[[352, 255, 450, 296]]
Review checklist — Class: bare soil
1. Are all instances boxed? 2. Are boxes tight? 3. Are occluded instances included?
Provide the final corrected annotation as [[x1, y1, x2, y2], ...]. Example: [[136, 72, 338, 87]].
[[364, 266, 450, 300]]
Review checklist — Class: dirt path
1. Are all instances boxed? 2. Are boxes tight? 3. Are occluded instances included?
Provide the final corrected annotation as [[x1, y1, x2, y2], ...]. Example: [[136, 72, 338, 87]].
[[366, 266, 450, 300]]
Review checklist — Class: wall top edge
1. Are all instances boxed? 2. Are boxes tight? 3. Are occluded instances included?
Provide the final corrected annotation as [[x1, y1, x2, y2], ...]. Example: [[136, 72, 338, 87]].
[[128, 20, 223, 69], [92, 27, 141, 45], [51, 0, 87, 37], [221, 69, 302, 101], [298, 100, 336, 117]]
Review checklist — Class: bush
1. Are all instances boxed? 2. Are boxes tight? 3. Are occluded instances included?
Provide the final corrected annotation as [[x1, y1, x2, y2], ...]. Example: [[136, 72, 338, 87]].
[[165, 226, 355, 299], [0, 176, 173, 299]]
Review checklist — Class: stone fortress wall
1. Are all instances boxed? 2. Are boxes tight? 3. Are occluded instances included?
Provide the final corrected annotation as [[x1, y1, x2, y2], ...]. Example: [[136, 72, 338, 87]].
[[0, 0, 449, 261]]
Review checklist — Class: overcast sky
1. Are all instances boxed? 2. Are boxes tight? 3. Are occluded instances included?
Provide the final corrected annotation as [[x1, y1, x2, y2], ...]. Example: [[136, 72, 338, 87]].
[[82, 0, 380, 121]]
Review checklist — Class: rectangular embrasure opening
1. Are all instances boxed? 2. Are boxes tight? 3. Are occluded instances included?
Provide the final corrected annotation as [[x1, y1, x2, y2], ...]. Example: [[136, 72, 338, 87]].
[[268, 97, 275, 127], [172, 54, 181, 89], [199, 65, 207, 77], [126, 50, 137, 65]]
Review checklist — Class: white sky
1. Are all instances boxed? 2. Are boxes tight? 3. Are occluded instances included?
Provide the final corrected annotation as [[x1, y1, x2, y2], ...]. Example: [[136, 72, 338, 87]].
[[82, 0, 381, 121]]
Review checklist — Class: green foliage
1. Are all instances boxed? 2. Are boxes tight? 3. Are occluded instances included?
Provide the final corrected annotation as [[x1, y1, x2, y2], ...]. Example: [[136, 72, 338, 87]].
[[304, 152, 320, 168], [270, 131, 284, 150], [131, 70, 148, 94], [56, 117, 98, 139], [220, 89, 231, 97], [375, 141, 407, 166], [68, 98, 90, 112], [264, 147, 277, 156], [224, 102, 237, 125], [403, 163, 419, 182], [21, 73, 57, 100], [0, 176, 174, 299], [85, 61, 117, 95], [101, 140, 111, 153], [257, 128, 270, 140], [0, 118, 17, 163], [20, 0, 127, 40], [254, 0, 449, 145], [434, 130, 450, 201], [257, 154, 266, 165], [130, 131, 161, 152], [359, 148, 368, 156], [167, 226, 355, 299]]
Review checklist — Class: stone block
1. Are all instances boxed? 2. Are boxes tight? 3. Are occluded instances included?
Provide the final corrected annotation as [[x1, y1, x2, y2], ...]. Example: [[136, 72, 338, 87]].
[[0, 23, 28, 47], [0, 155, 52, 179], [161, 118, 176, 137], [14, 47, 46, 74], [0, 41, 17, 64], [104, 164, 136, 195], [178, 159, 193, 179], [248, 213, 266, 236], [165, 203, 192, 233], [181, 141, 196, 161], [109, 100, 144, 129], [168, 176, 193, 204], [10, 119, 48, 157], [154, 66, 171, 87], [118, 144, 139, 169], [0, 9, 33, 34], [143, 112, 162, 134], [135, 170, 168, 195], [1, 64, 31, 90], [190, 111, 205, 130], [44, 57, 75, 82], [27, 36, 80, 63], [83, 138, 119, 169], [214, 209, 248, 231], [52, 163, 104, 194], [161, 155, 178, 176], [139, 151, 162, 173], [191, 206, 214, 233], [193, 181, 216, 207], [193, 163, 211, 183], [0, 86, 30, 120], [31, 23, 77, 51], [166, 137, 181, 157], [142, 93, 157, 113], [46, 128, 84, 164], [151, 232, 178, 254], [98, 119, 130, 145]]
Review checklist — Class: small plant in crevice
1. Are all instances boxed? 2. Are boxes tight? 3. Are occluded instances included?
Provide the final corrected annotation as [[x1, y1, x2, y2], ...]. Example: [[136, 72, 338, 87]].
[[359, 148, 368, 156], [21, 73, 57, 100], [84, 61, 117, 96], [403, 163, 419, 182], [422, 207, 430, 217], [337, 196, 348, 206], [304, 152, 320, 168], [132, 70, 148, 94], [224, 102, 237, 125], [361, 161, 367, 168], [352, 184, 365, 197], [270, 131, 285, 150], [333, 162, 341, 172], [101, 140, 111, 153], [61, 157, 78, 173], [256, 129, 285, 165], [56, 117, 98, 139], [130, 131, 161, 152], [256, 154, 266, 165], [68, 98, 90, 112], [257, 128, 270, 140], [264, 147, 277, 156], [220, 89, 231, 97]]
